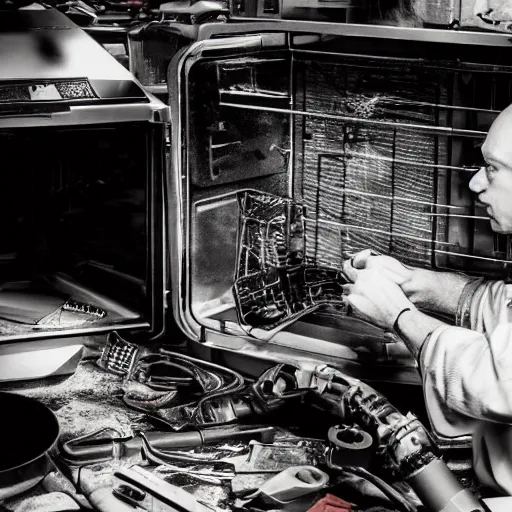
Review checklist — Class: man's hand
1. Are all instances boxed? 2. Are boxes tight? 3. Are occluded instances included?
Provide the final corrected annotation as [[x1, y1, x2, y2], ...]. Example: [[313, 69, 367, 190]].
[[342, 265, 447, 358], [344, 249, 414, 285], [342, 269, 416, 330], [343, 249, 473, 315]]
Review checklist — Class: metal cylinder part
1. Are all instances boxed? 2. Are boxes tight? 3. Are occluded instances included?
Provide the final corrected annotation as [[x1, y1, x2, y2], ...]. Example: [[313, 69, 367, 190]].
[[408, 458, 484, 512], [327, 425, 373, 469]]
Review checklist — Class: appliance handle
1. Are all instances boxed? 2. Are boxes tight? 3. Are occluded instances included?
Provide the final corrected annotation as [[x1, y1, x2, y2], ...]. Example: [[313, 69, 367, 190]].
[[188, 33, 287, 58]]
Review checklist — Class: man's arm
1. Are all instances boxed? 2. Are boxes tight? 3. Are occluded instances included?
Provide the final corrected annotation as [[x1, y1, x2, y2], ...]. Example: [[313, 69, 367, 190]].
[[402, 268, 473, 316], [345, 250, 475, 316], [343, 269, 512, 425], [391, 308, 445, 359]]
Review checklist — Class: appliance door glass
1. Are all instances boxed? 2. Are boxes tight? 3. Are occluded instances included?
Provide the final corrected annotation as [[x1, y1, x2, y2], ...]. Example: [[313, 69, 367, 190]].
[[0, 121, 164, 342]]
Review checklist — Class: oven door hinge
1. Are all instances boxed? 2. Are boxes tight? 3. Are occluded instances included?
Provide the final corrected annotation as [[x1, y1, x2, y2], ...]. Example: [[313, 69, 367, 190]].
[[150, 105, 171, 124]]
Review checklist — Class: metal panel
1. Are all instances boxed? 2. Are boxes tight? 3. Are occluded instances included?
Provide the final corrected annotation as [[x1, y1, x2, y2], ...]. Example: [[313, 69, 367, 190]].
[[0, 8, 169, 126]]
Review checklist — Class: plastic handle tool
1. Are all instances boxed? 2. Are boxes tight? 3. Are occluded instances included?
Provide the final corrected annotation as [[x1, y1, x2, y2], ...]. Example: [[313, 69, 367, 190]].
[[247, 465, 329, 503]]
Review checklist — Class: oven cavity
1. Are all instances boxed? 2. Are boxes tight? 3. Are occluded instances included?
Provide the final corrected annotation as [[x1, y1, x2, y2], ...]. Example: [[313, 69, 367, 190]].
[[0, 124, 153, 339], [181, 35, 512, 363]]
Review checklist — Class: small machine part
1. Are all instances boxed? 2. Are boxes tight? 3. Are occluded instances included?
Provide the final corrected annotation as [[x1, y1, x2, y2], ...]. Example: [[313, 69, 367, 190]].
[[96, 335, 245, 428], [140, 436, 236, 485], [236, 466, 329, 507], [138, 431, 270, 478], [230, 438, 325, 495], [233, 192, 348, 340], [231, 438, 325, 497], [60, 425, 275, 464], [327, 424, 373, 469], [97, 334, 140, 375], [62, 300, 107, 319], [202, 363, 310, 423], [310, 365, 485, 512], [113, 484, 147, 507], [244, 439, 320, 471], [139, 435, 326, 489]]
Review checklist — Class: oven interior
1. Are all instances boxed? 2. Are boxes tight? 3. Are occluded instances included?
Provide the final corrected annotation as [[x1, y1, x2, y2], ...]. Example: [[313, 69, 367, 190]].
[[181, 32, 512, 380], [0, 122, 159, 341]]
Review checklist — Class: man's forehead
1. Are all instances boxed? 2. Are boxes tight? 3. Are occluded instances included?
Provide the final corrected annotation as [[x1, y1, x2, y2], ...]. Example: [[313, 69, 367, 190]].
[[483, 109, 512, 164]]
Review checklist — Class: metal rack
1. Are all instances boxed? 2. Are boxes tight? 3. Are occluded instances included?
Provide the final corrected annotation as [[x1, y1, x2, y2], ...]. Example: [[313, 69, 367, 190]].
[[216, 45, 512, 275], [220, 101, 488, 138]]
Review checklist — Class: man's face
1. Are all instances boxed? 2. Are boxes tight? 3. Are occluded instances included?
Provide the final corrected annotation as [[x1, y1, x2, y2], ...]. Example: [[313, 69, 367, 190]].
[[469, 108, 512, 234]]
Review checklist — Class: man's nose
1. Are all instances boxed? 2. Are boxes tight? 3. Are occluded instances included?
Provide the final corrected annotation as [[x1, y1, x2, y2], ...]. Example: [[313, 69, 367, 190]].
[[469, 166, 489, 194]]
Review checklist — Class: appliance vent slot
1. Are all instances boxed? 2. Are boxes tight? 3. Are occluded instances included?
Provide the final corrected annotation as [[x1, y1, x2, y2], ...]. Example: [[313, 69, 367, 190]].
[[294, 56, 512, 277], [54, 80, 96, 99]]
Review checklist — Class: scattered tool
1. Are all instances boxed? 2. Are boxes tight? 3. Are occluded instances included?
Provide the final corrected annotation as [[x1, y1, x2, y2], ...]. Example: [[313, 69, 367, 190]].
[[60, 425, 276, 464], [83, 465, 216, 512], [139, 434, 323, 484], [327, 425, 373, 469], [235, 466, 329, 507], [138, 433, 325, 491]]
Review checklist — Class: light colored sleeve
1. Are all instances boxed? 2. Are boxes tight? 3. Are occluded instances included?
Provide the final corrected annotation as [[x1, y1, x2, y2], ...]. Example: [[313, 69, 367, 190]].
[[419, 322, 512, 438], [457, 279, 512, 334]]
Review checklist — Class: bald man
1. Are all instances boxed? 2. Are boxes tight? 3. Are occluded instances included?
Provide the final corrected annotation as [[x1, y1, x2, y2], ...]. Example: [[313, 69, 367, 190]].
[[343, 104, 512, 496]]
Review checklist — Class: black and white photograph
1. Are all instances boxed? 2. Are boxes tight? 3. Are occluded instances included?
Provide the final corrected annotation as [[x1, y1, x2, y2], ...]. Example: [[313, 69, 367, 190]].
[[1, 1, 512, 511]]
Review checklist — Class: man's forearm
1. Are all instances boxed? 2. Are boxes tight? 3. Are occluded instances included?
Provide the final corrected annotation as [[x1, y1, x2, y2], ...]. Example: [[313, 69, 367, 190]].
[[395, 308, 446, 359], [406, 270, 474, 316]]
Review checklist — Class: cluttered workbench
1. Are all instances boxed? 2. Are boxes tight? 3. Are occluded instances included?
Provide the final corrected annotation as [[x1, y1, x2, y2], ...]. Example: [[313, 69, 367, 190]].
[[0, 335, 481, 512]]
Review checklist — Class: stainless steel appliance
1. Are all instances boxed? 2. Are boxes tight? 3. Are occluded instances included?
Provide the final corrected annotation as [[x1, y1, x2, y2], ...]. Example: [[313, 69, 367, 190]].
[[167, 20, 512, 380], [0, 7, 168, 379]]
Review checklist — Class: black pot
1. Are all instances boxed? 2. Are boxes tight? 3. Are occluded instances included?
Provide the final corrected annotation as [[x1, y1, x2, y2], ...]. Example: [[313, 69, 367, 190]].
[[0, 392, 59, 500]]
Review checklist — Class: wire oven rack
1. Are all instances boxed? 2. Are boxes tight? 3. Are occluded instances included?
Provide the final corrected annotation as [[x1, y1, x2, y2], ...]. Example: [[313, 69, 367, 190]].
[[218, 50, 512, 278]]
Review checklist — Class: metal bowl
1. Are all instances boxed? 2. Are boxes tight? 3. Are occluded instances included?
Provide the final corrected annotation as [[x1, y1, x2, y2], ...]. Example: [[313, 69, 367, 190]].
[[0, 392, 59, 500]]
